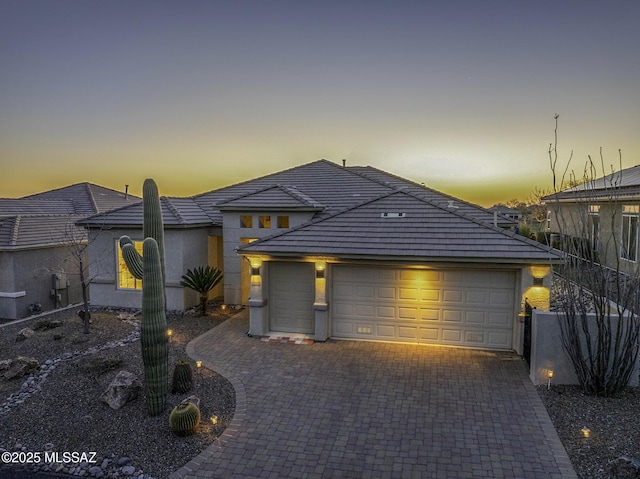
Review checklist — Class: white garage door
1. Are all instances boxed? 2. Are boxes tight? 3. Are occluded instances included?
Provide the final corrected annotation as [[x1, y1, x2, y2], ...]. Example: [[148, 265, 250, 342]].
[[269, 262, 315, 334], [332, 266, 516, 350]]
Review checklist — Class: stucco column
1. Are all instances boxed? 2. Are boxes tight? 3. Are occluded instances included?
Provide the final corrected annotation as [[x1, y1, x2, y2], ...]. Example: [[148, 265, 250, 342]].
[[247, 258, 268, 336], [314, 261, 329, 341]]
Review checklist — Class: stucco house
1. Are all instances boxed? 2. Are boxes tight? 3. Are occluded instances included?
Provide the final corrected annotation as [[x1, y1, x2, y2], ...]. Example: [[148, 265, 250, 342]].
[[543, 164, 640, 276], [79, 160, 560, 352], [0, 183, 139, 320]]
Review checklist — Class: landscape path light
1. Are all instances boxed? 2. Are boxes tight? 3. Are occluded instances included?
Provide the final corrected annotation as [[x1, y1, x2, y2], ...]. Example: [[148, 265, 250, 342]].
[[547, 369, 553, 389]]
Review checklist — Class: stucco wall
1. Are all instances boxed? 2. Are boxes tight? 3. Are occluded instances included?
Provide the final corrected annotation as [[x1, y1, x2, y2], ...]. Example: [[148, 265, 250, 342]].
[[87, 227, 211, 311], [222, 210, 315, 305], [0, 246, 85, 320], [530, 310, 639, 387]]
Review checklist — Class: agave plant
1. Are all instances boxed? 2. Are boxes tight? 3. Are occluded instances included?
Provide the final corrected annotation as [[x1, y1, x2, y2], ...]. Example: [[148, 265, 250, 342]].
[[180, 266, 223, 315]]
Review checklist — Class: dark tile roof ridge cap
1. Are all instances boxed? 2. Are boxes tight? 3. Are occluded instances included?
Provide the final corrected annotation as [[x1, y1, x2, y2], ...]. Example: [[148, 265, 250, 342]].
[[191, 158, 339, 200], [10, 215, 20, 246], [278, 184, 325, 208], [83, 183, 100, 214], [161, 196, 187, 225]]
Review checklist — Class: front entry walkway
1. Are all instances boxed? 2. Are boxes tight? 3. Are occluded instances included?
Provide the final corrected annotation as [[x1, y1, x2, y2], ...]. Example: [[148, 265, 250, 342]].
[[171, 310, 576, 479]]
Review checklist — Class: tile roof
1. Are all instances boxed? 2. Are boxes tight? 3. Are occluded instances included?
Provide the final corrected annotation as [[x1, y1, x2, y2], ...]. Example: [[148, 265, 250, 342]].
[[349, 165, 516, 226], [216, 185, 325, 211], [87, 159, 510, 228], [0, 199, 76, 216], [543, 164, 640, 202], [239, 191, 561, 264], [21, 182, 140, 214], [0, 215, 87, 250], [78, 197, 215, 228]]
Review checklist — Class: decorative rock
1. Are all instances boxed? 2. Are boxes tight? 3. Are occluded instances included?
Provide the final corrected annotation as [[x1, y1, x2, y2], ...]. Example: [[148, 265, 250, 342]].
[[609, 455, 640, 479], [89, 465, 104, 477], [77, 355, 124, 375], [34, 319, 64, 330], [0, 359, 12, 372], [122, 465, 136, 476], [182, 394, 200, 409], [16, 327, 35, 341], [100, 371, 142, 410], [117, 456, 131, 466], [4, 356, 39, 380]]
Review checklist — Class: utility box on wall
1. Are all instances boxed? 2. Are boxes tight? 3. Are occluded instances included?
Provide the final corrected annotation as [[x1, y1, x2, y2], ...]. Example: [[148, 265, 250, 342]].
[[52, 272, 67, 290]]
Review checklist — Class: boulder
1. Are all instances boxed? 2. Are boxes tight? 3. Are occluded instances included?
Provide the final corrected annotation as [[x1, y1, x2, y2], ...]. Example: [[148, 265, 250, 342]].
[[0, 359, 11, 372], [77, 355, 123, 376], [100, 371, 142, 410], [16, 328, 34, 342], [34, 319, 64, 330], [4, 356, 40, 380]]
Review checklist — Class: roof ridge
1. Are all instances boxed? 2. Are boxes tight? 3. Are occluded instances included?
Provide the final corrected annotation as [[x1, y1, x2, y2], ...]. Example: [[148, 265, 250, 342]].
[[192, 159, 338, 200], [83, 183, 100, 214], [162, 197, 187, 225], [10, 215, 20, 246]]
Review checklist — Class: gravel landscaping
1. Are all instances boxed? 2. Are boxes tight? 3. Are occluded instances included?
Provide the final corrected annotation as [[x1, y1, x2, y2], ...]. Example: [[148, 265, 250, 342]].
[[1, 305, 639, 479], [0, 305, 237, 479]]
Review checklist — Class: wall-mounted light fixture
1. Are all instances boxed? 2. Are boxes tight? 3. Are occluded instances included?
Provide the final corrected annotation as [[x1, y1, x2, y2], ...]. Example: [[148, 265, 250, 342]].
[[315, 262, 326, 279], [533, 277, 544, 286], [530, 265, 550, 280]]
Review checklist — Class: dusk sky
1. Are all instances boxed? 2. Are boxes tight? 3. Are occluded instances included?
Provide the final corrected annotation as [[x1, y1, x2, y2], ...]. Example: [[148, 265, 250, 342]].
[[1, 1, 638, 206]]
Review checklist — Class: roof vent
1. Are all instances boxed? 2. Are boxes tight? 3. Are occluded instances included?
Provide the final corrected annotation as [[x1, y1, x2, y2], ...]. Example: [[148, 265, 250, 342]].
[[381, 212, 406, 218], [447, 200, 459, 209]]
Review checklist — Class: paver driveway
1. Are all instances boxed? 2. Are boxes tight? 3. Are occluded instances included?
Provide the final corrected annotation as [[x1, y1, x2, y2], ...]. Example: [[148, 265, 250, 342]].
[[171, 311, 576, 479]]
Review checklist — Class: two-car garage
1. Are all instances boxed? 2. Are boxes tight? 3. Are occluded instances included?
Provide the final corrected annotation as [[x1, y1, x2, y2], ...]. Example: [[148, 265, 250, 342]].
[[331, 265, 516, 350], [266, 262, 518, 351]]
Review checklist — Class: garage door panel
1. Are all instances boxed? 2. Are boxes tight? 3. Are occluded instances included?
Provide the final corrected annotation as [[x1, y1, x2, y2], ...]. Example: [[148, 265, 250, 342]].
[[418, 327, 440, 341], [421, 289, 440, 301], [442, 329, 462, 342], [377, 306, 396, 318], [420, 308, 440, 321], [489, 311, 511, 326], [466, 311, 487, 324], [399, 288, 418, 300], [397, 325, 418, 340], [399, 307, 418, 320], [332, 266, 515, 350], [443, 310, 463, 322], [443, 289, 463, 303], [378, 287, 396, 299]]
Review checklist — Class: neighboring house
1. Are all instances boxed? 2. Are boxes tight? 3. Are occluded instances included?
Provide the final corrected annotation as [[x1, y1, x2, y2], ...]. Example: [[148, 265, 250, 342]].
[[79, 159, 560, 353], [488, 206, 523, 223], [543, 164, 640, 276], [0, 183, 139, 320]]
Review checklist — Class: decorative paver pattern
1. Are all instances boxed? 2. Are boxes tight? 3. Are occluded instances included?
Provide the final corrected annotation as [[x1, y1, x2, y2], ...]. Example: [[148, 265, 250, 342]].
[[172, 311, 577, 479]]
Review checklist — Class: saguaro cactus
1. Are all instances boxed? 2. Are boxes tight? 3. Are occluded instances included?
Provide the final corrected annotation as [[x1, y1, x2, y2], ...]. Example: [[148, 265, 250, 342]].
[[119, 178, 166, 290], [141, 237, 168, 415], [119, 179, 168, 416]]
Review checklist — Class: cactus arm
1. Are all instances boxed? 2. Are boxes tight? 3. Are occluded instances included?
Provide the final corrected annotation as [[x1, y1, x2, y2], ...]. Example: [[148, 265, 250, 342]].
[[119, 236, 144, 280], [141, 237, 168, 415]]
